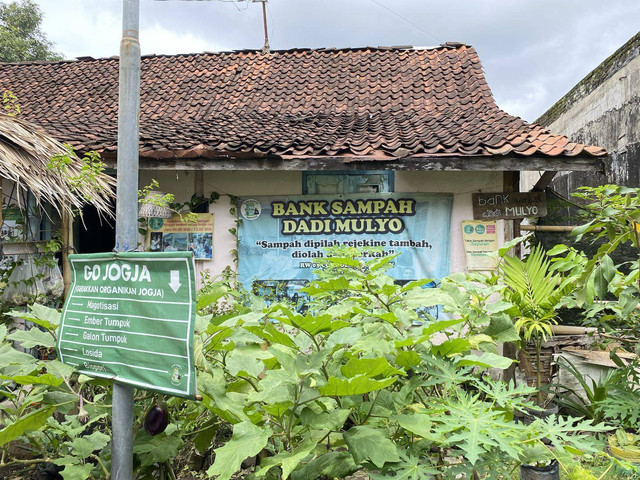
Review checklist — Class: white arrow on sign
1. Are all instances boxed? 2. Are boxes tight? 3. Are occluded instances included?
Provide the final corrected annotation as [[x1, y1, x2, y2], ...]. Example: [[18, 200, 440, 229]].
[[169, 270, 181, 293]]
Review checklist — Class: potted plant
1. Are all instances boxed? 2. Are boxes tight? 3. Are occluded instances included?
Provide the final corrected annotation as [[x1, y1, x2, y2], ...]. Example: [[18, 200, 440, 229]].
[[501, 245, 573, 408], [517, 414, 608, 480]]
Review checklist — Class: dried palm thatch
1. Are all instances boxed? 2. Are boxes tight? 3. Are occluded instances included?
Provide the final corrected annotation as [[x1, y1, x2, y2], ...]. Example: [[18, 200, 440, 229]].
[[0, 113, 115, 217]]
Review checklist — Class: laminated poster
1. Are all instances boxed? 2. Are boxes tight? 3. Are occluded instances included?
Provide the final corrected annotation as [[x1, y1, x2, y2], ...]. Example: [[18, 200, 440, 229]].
[[462, 220, 498, 270], [146, 213, 214, 261]]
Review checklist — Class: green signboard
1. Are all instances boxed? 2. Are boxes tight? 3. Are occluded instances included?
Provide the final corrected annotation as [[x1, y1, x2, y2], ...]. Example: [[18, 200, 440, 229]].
[[57, 252, 197, 399]]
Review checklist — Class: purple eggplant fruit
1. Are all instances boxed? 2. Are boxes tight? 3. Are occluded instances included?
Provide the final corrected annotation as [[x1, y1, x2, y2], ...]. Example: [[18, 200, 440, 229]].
[[144, 404, 169, 435]]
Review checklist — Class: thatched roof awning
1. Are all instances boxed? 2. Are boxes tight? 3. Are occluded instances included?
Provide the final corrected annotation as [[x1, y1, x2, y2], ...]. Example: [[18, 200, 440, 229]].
[[0, 113, 114, 217]]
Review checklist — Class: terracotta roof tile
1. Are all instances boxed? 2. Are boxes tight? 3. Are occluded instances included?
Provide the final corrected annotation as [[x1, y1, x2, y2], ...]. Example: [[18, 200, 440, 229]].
[[0, 45, 606, 161]]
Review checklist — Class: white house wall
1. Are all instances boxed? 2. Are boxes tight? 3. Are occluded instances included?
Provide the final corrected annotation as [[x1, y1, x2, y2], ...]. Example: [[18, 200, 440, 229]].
[[140, 170, 505, 285]]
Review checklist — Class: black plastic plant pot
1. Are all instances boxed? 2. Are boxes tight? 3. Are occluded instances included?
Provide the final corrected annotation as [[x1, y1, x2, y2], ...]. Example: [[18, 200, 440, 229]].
[[515, 403, 559, 426], [520, 460, 559, 480]]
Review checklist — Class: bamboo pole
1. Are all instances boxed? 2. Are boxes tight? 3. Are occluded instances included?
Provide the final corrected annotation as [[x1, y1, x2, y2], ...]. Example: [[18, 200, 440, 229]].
[[61, 208, 73, 298]]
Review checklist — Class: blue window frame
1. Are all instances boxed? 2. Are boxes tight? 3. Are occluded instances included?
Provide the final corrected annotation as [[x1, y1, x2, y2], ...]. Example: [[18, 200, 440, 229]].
[[302, 171, 394, 195]]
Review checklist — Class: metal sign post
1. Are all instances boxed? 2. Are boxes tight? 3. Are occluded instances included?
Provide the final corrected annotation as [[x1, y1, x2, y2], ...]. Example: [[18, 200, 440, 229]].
[[114, 0, 140, 478]]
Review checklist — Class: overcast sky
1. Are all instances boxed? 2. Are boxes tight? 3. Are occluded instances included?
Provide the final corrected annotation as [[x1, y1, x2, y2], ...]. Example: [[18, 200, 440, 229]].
[[34, 0, 639, 122]]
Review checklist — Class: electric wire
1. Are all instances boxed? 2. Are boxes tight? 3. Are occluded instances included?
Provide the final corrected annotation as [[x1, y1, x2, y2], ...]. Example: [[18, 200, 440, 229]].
[[368, 0, 442, 44]]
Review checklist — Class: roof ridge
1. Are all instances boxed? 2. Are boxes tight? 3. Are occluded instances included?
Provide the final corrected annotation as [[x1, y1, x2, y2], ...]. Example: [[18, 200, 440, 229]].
[[0, 43, 471, 66]]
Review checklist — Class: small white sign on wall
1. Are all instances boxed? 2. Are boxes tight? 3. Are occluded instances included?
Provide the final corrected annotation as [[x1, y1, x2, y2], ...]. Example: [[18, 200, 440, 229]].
[[462, 220, 498, 270]]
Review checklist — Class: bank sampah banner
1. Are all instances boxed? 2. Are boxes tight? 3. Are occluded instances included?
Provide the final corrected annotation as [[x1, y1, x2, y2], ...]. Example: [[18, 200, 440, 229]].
[[238, 193, 452, 291]]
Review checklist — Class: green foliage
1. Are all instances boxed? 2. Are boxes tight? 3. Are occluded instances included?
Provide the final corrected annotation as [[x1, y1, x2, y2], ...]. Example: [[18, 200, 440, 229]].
[[47, 146, 109, 200], [2, 90, 20, 115], [0, 0, 62, 62], [192, 249, 607, 479], [0, 248, 623, 479], [500, 244, 573, 405]]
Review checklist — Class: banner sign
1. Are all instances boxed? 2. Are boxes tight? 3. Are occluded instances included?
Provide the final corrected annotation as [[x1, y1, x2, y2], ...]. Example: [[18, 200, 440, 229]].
[[238, 193, 453, 292], [462, 221, 498, 270], [147, 213, 213, 260], [472, 192, 546, 220], [58, 252, 197, 399]]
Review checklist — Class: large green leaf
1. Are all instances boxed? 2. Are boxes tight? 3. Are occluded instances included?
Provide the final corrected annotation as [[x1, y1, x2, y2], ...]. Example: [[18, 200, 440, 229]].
[[456, 353, 513, 370], [341, 357, 403, 379], [43, 391, 80, 413], [419, 318, 465, 339], [198, 369, 249, 424], [393, 413, 433, 438], [431, 338, 470, 357], [42, 360, 76, 379], [226, 348, 268, 378], [204, 325, 233, 350], [0, 373, 63, 387], [484, 315, 519, 343], [194, 422, 217, 454], [318, 375, 396, 396], [0, 405, 55, 446], [10, 303, 61, 330], [395, 351, 421, 369], [70, 431, 110, 458], [300, 407, 350, 430], [60, 463, 94, 480], [344, 425, 400, 468], [0, 343, 37, 376], [244, 322, 297, 348], [255, 439, 318, 479], [290, 451, 358, 480], [274, 309, 348, 336], [197, 285, 228, 310], [133, 432, 183, 467], [7, 328, 55, 349], [207, 421, 272, 480]]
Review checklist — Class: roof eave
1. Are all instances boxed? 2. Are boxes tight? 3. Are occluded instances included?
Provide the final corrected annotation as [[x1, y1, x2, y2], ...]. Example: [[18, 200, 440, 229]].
[[104, 154, 607, 173]]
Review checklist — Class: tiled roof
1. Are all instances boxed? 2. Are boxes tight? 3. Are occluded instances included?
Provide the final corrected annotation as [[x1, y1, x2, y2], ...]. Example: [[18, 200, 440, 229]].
[[0, 44, 606, 161]]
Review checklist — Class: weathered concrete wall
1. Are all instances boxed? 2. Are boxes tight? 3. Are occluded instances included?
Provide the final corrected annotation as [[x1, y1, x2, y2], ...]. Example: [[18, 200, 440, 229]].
[[522, 32, 640, 195], [140, 170, 505, 285]]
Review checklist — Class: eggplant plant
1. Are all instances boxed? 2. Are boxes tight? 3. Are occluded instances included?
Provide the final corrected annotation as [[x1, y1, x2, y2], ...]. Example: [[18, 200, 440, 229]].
[[196, 248, 607, 479], [0, 249, 622, 479]]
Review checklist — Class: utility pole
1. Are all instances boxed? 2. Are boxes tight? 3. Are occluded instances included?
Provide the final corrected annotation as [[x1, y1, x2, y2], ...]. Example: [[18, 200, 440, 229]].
[[113, 0, 140, 478], [260, 0, 270, 53]]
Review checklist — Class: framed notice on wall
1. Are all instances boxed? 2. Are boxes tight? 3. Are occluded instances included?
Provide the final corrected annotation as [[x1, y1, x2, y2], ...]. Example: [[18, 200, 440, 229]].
[[146, 213, 214, 260]]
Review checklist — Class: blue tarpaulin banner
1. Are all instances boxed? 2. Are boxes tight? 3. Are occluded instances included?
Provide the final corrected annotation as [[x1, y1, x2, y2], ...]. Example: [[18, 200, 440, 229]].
[[238, 193, 453, 296]]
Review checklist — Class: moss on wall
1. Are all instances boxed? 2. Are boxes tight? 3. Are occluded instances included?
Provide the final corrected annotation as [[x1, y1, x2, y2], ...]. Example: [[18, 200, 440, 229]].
[[537, 31, 640, 127]]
